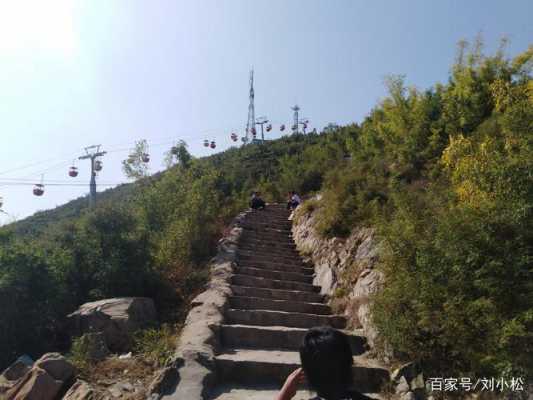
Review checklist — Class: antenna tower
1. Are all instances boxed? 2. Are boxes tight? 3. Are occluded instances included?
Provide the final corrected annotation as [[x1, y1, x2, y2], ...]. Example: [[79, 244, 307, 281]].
[[245, 69, 256, 143]]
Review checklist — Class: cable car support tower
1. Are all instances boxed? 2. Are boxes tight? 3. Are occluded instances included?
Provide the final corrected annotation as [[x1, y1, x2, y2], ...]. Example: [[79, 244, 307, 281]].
[[79, 145, 106, 208], [244, 69, 256, 144]]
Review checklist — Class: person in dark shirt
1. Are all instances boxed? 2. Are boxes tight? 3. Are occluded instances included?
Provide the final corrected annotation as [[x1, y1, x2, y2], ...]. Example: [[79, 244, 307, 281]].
[[250, 191, 266, 210], [277, 327, 373, 400]]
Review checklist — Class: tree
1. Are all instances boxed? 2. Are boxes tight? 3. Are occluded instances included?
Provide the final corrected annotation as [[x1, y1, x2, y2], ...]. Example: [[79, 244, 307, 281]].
[[122, 139, 150, 180]]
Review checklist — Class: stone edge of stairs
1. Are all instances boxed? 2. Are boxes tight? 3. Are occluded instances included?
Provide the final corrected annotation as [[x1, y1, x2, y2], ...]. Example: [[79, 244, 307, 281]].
[[147, 209, 251, 400]]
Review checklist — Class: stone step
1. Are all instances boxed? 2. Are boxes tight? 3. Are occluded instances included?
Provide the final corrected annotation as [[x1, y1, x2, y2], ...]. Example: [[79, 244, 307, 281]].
[[234, 267, 314, 284], [238, 252, 306, 265], [242, 223, 292, 231], [231, 275, 320, 293], [214, 349, 389, 392], [225, 309, 346, 329], [240, 235, 296, 245], [231, 285, 324, 303], [244, 215, 291, 222], [242, 233, 294, 242], [228, 296, 330, 315], [208, 384, 383, 400], [238, 245, 300, 257], [220, 324, 367, 354], [237, 260, 314, 275]]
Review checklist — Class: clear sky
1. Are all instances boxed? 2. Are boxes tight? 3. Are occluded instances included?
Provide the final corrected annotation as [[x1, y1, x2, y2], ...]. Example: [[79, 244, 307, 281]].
[[0, 0, 531, 224]]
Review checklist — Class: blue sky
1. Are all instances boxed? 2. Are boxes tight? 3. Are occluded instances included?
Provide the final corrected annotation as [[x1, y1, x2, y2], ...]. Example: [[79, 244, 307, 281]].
[[0, 0, 531, 224]]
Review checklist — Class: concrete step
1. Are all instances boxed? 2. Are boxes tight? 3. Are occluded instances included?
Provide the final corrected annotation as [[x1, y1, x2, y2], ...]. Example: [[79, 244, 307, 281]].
[[225, 309, 346, 329], [214, 349, 389, 392], [231, 285, 324, 303], [208, 383, 316, 400], [208, 384, 383, 400], [237, 260, 314, 275], [234, 267, 314, 284], [228, 296, 330, 315], [220, 324, 367, 354], [231, 275, 320, 293]]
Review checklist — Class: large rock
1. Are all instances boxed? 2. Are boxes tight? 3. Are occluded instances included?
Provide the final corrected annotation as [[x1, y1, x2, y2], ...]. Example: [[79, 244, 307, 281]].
[[62, 380, 98, 400], [6, 367, 63, 400], [35, 353, 76, 382], [67, 297, 157, 352], [1, 355, 34, 382], [292, 201, 383, 348], [4, 353, 75, 400]]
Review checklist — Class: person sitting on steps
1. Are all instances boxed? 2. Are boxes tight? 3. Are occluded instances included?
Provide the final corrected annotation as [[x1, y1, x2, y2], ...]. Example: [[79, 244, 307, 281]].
[[250, 191, 266, 210], [287, 191, 301, 211], [277, 326, 373, 400]]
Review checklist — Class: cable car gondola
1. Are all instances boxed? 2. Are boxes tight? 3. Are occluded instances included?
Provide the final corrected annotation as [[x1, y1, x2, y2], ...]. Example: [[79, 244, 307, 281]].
[[68, 166, 78, 177], [210, 141, 216, 149], [230, 132, 238, 142], [266, 124, 272, 132], [141, 153, 150, 163], [203, 139, 209, 147], [33, 184, 45, 197], [280, 124, 285, 131], [0, 196, 3, 208], [292, 124, 297, 131], [94, 160, 103, 171]]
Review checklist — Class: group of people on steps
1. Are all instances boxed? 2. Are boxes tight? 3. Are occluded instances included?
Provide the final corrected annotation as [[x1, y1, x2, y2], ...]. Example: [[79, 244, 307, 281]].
[[249, 191, 301, 211], [248, 192, 371, 400]]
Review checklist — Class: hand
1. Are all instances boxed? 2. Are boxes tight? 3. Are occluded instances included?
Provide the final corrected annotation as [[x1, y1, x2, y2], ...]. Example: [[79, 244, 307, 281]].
[[276, 368, 306, 400]]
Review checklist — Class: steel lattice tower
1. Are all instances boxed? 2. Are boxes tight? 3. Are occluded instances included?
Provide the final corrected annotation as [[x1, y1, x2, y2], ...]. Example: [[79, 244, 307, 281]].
[[292, 104, 300, 134], [244, 69, 255, 143]]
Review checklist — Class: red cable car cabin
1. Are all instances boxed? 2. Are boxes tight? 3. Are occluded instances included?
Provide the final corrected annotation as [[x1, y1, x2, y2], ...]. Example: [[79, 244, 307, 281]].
[[280, 124, 285, 131], [231, 133, 238, 142], [141, 153, 150, 163], [94, 160, 103, 171], [210, 141, 216, 149], [33, 184, 45, 196], [266, 124, 272, 132], [69, 166, 78, 177]]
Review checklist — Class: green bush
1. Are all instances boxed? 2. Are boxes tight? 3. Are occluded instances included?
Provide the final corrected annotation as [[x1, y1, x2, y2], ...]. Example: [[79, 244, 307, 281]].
[[133, 325, 177, 367]]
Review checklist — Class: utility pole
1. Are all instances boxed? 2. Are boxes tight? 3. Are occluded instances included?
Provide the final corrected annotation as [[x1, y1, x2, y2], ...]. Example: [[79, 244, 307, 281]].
[[79, 145, 106, 208], [255, 116, 269, 143]]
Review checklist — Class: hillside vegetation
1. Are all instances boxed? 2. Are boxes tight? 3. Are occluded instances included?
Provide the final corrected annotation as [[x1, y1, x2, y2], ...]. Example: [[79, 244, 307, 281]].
[[1, 40, 531, 382]]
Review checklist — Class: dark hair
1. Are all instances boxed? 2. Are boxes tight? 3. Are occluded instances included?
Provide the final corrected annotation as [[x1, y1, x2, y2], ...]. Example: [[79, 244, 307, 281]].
[[299, 327, 353, 399]]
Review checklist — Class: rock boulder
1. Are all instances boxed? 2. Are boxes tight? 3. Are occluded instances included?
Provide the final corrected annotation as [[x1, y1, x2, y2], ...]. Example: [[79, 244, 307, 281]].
[[63, 380, 98, 400], [4, 353, 75, 400], [67, 297, 157, 352]]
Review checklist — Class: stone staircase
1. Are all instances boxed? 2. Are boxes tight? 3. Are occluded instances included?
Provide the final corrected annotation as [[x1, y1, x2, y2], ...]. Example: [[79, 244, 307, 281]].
[[208, 204, 389, 400]]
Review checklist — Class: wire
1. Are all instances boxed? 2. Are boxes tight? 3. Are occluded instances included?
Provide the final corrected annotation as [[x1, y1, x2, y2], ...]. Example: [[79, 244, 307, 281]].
[[0, 182, 123, 187]]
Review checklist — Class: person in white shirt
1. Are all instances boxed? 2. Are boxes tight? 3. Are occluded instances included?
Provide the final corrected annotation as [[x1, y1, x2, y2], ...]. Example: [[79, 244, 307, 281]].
[[287, 191, 301, 210]]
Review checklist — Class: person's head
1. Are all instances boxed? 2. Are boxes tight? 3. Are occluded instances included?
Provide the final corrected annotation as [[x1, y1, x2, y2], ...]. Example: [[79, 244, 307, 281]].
[[299, 326, 353, 399]]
